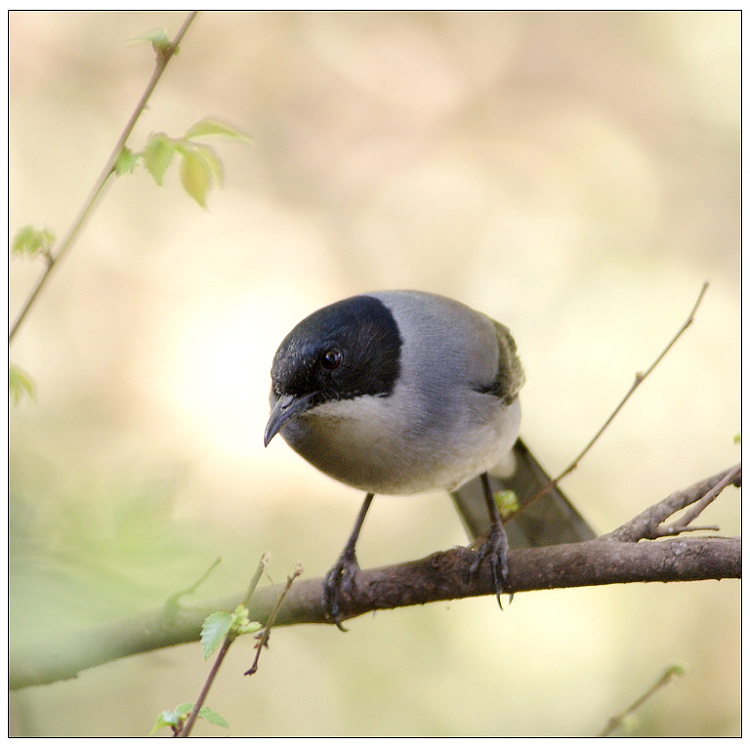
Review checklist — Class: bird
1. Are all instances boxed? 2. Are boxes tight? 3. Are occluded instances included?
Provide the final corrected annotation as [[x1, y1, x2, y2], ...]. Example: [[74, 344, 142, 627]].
[[264, 290, 594, 628]]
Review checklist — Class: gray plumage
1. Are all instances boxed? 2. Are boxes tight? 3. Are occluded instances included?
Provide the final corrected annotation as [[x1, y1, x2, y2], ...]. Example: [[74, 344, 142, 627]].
[[265, 290, 593, 550]]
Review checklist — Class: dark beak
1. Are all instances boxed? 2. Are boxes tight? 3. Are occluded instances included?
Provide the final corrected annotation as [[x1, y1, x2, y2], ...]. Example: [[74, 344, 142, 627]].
[[263, 392, 317, 447]]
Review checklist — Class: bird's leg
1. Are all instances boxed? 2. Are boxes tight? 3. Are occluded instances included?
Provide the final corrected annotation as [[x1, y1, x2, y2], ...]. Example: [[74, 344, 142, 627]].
[[323, 492, 374, 631], [469, 472, 512, 608]]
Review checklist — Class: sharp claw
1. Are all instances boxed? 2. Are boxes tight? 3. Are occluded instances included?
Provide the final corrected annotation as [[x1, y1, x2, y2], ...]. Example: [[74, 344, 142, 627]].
[[323, 551, 360, 631], [469, 522, 511, 608]]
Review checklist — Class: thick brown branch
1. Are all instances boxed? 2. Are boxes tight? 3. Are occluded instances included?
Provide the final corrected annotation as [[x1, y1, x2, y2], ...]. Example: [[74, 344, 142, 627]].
[[284, 536, 740, 623], [9, 534, 739, 690], [9, 464, 740, 690]]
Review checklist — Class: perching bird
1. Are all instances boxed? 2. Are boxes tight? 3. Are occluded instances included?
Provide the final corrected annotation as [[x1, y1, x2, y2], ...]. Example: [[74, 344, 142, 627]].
[[264, 290, 594, 628]]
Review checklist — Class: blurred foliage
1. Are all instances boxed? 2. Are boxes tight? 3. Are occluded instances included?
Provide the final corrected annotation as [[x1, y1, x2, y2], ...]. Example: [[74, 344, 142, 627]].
[[9, 364, 36, 405], [11, 225, 55, 259], [10, 454, 203, 643]]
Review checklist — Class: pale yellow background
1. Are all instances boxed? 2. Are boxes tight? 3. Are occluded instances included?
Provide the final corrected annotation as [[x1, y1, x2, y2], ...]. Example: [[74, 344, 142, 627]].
[[9, 11, 740, 737]]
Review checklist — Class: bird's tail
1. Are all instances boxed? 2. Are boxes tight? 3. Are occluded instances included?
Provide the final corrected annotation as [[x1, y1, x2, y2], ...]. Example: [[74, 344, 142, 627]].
[[450, 438, 595, 548]]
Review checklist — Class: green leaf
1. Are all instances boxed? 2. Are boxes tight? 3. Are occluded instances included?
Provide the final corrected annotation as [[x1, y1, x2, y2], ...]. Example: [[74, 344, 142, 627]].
[[194, 142, 224, 187], [9, 364, 36, 405], [149, 703, 229, 735], [149, 709, 180, 736], [173, 702, 195, 718], [185, 117, 252, 142], [733, 433, 741, 445], [114, 146, 141, 176], [179, 146, 213, 208], [129, 28, 171, 56], [197, 707, 229, 728], [238, 620, 262, 636], [199, 606, 260, 661], [143, 133, 175, 186], [494, 489, 519, 520], [12, 225, 55, 257], [127, 119, 250, 206], [200, 611, 233, 659], [148, 703, 195, 736], [231, 604, 261, 636]]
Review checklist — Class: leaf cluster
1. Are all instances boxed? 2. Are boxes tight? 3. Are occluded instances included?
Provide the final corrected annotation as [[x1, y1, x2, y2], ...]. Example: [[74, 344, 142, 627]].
[[115, 118, 250, 207], [129, 28, 173, 59], [11, 226, 55, 260], [150, 702, 228, 736], [200, 605, 261, 660]]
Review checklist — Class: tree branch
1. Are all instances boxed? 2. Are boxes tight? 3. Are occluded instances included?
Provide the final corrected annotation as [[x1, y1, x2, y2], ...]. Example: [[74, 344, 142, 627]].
[[606, 465, 741, 542], [530, 282, 710, 503], [9, 466, 740, 690], [9, 11, 199, 344]]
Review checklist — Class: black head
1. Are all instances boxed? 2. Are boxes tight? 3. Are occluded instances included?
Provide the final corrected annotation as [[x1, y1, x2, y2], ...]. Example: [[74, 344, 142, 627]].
[[264, 295, 402, 445]]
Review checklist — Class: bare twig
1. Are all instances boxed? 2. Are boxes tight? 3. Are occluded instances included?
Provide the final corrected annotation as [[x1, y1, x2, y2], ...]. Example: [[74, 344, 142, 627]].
[[523, 282, 710, 510], [599, 664, 685, 736], [9, 11, 199, 344], [244, 563, 303, 677], [663, 463, 742, 535], [606, 464, 740, 542], [165, 556, 221, 616], [176, 636, 230, 736]]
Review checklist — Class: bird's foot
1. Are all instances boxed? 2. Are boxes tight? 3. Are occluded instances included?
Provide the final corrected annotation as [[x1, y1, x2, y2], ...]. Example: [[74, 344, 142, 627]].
[[323, 548, 360, 631], [469, 521, 513, 609]]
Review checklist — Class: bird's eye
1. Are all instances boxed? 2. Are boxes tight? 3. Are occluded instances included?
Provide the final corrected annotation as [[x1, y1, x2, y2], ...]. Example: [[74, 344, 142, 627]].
[[321, 348, 342, 370]]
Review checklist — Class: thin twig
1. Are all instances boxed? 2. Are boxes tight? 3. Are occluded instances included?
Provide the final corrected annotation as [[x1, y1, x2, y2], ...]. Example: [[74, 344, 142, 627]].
[[606, 464, 740, 542], [245, 563, 303, 676], [176, 638, 230, 736], [524, 282, 710, 509], [177, 553, 270, 738], [9, 11, 199, 344], [599, 664, 685, 736], [165, 556, 221, 616], [664, 463, 741, 534]]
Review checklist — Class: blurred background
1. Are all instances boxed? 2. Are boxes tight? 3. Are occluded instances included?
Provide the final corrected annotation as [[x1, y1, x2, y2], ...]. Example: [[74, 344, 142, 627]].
[[9, 11, 740, 737]]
